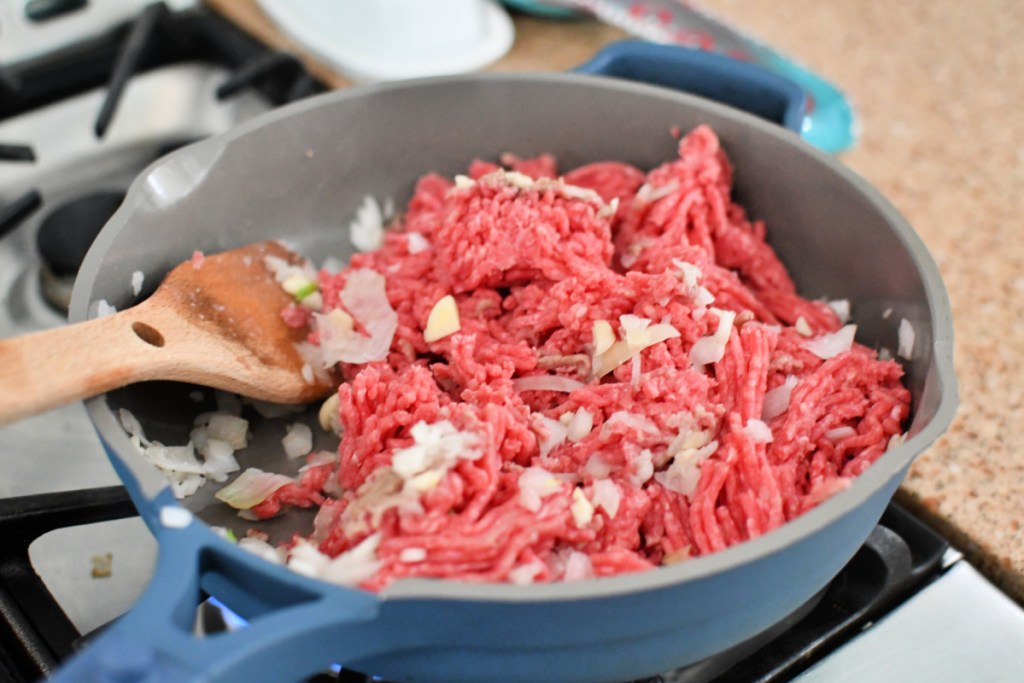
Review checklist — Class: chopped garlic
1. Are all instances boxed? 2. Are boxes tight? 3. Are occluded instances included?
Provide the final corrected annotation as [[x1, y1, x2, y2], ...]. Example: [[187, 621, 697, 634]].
[[325, 308, 354, 335], [567, 408, 593, 443], [571, 488, 595, 527], [592, 319, 615, 356], [318, 393, 341, 433], [424, 294, 461, 343], [794, 316, 813, 337]]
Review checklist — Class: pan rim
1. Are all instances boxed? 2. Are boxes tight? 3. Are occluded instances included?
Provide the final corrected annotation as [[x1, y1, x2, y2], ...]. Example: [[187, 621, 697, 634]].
[[72, 71, 958, 603]]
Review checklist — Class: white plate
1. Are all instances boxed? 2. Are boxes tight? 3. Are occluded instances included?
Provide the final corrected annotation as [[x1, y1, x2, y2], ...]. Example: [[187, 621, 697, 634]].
[[255, 0, 515, 83]]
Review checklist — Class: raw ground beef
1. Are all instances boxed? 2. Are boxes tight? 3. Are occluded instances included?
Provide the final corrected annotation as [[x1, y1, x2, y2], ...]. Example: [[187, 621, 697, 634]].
[[256, 125, 910, 590]]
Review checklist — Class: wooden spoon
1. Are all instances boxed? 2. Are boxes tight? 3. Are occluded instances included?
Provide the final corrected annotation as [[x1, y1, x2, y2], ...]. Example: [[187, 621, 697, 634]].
[[0, 241, 334, 426]]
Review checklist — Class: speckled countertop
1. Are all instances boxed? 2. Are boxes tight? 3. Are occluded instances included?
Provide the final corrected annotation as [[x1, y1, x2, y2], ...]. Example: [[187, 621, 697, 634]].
[[210, 0, 1024, 603]]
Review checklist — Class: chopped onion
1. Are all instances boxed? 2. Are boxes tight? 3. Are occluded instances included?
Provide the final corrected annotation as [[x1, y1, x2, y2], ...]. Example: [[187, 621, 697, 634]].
[[130, 270, 144, 296], [518, 466, 562, 512], [321, 533, 382, 587], [582, 453, 613, 480], [825, 426, 858, 441], [762, 375, 798, 421], [238, 537, 284, 564], [591, 479, 621, 518], [563, 551, 595, 582], [534, 415, 568, 458], [215, 468, 293, 510], [512, 375, 586, 393], [299, 450, 339, 473], [399, 547, 427, 563], [287, 540, 331, 578], [315, 268, 398, 365], [406, 232, 430, 254], [508, 559, 545, 586], [282, 422, 313, 459], [898, 319, 915, 360], [828, 299, 851, 323], [805, 324, 857, 360], [689, 308, 736, 367], [206, 413, 249, 450], [201, 439, 240, 483], [349, 195, 385, 252], [743, 419, 774, 444]]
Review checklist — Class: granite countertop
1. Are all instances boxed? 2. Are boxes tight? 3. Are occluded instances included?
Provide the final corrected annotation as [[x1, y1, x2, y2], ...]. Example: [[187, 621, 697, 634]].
[[209, 0, 1024, 603]]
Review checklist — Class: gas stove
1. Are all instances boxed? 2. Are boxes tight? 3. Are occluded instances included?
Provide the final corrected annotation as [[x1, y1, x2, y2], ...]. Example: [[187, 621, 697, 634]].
[[1, 3, 1022, 682]]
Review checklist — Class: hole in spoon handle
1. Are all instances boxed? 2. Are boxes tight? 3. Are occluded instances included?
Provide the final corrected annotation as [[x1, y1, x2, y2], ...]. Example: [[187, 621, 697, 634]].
[[131, 321, 165, 347]]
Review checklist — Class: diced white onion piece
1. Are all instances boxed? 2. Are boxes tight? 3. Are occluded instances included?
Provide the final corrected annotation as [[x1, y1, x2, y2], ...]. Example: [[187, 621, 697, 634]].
[[299, 450, 339, 473], [424, 294, 461, 343], [349, 195, 385, 253], [512, 375, 586, 394], [582, 453, 613, 480], [508, 559, 545, 586], [282, 422, 313, 459], [145, 444, 205, 475], [238, 537, 284, 564], [316, 269, 398, 365], [563, 551, 595, 582], [206, 413, 249, 450], [321, 533, 382, 587], [825, 426, 858, 441], [898, 319, 915, 360], [131, 270, 144, 296], [518, 466, 562, 512], [406, 232, 430, 254], [200, 439, 239, 483], [591, 479, 621, 518], [287, 540, 332, 578], [534, 415, 569, 458], [794, 316, 813, 337], [762, 375, 799, 421], [656, 440, 718, 501], [689, 308, 736, 367], [828, 299, 851, 323], [95, 299, 117, 317], [215, 468, 293, 509], [630, 448, 654, 487], [399, 547, 428, 563], [805, 324, 857, 360], [743, 419, 774, 444]]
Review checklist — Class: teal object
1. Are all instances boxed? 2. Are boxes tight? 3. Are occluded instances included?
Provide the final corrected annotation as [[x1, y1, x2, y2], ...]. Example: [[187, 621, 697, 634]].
[[501, 0, 581, 19]]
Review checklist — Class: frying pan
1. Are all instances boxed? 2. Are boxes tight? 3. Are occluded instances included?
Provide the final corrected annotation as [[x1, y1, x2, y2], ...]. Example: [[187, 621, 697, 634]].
[[54, 43, 956, 683]]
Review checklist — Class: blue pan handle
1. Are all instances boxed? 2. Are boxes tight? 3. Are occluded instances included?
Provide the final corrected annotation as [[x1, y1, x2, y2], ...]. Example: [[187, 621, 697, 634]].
[[49, 491, 384, 683], [574, 40, 806, 133]]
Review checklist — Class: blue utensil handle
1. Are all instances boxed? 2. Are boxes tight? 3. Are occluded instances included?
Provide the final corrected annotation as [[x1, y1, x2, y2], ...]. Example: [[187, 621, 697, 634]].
[[574, 40, 806, 132], [49, 494, 383, 683]]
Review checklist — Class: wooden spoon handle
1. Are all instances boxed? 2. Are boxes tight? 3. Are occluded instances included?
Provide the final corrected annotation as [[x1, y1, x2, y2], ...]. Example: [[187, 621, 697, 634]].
[[0, 309, 169, 426]]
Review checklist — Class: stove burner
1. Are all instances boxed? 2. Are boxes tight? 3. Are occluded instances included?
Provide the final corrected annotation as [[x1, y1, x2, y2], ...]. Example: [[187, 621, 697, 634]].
[[0, 190, 42, 241], [35, 192, 124, 312], [0, 144, 35, 162]]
